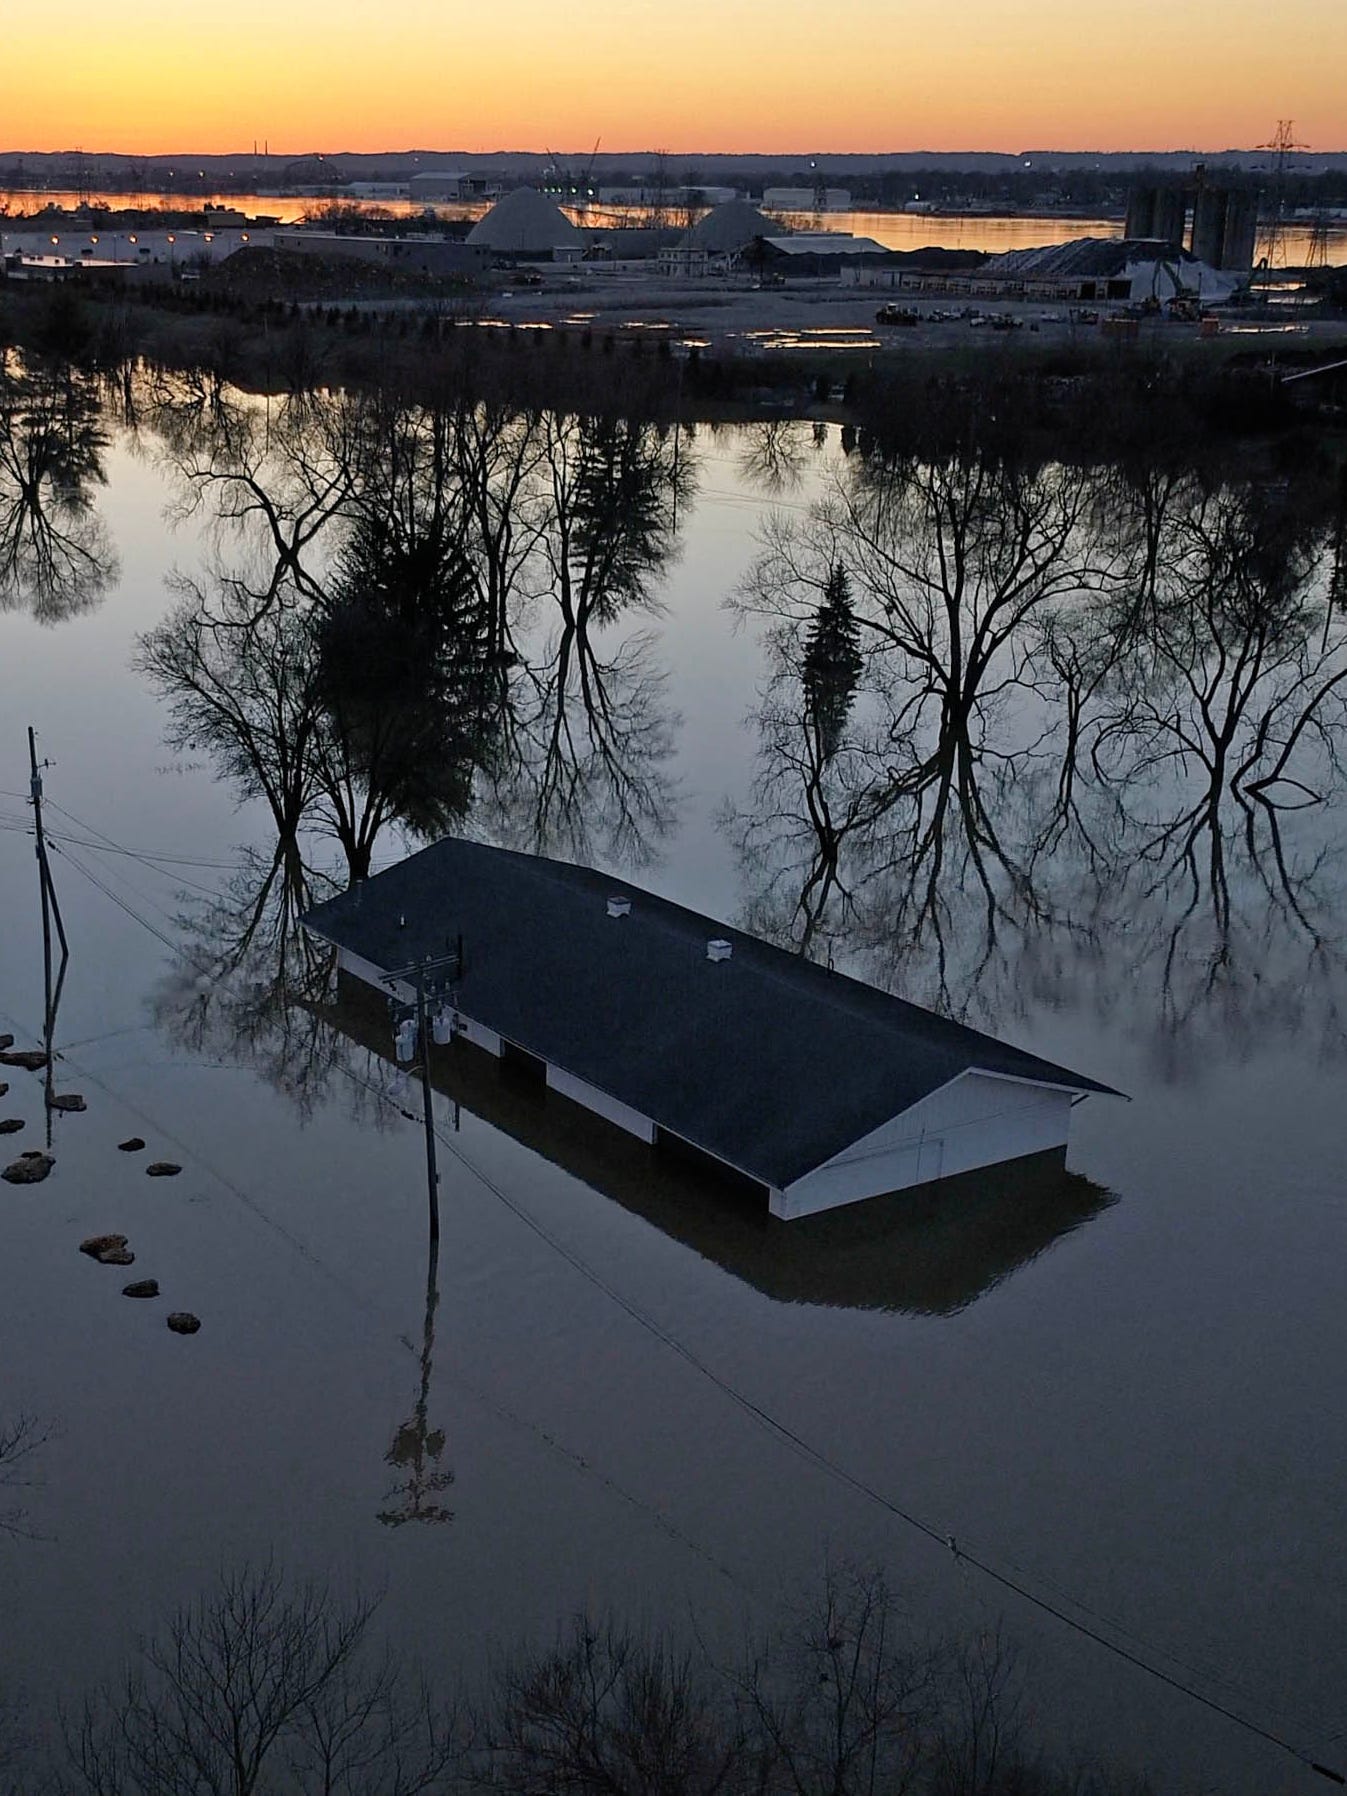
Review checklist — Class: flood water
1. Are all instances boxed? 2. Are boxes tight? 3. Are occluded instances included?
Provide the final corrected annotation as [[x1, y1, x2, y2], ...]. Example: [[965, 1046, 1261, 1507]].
[[2, 362, 1346, 1791]]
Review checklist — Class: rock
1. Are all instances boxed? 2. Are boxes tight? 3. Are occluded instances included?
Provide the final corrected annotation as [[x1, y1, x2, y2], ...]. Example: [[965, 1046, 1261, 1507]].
[[0, 1081, 8, 1097], [0, 1119, 23, 1134], [122, 1279, 159, 1299], [98, 1248, 135, 1266], [2, 1152, 53, 1184], [80, 1234, 129, 1258], [166, 1312, 200, 1335], [118, 1137, 146, 1152], [51, 1094, 86, 1113], [0, 1034, 12, 1050], [0, 1049, 47, 1071], [146, 1162, 182, 1177]]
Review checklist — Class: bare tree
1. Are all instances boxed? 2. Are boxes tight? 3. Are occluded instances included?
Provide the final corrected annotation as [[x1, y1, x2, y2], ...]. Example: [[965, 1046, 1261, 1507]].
[[736, 1565, 943, 1796], [484, 1616, 745, 1796], [66, 1565, 459, 1796]]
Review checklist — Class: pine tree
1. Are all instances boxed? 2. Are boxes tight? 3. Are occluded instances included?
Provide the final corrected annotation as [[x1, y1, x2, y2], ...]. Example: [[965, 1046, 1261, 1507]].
[[801, 564, 863, 762]]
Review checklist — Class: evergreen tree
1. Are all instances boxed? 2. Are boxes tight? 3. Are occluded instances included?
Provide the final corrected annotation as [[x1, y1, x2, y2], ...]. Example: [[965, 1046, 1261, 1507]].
[[801, 564, 863, 762]]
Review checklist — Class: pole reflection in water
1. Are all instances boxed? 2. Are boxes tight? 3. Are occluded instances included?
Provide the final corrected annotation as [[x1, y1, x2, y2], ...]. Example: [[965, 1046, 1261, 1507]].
[[379, 1235, 453, 1527]]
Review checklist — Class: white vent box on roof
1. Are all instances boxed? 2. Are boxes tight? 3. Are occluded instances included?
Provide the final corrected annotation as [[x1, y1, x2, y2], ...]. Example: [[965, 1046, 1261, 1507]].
[[706, 939, 733, 963], [607, 896, 631, 918]]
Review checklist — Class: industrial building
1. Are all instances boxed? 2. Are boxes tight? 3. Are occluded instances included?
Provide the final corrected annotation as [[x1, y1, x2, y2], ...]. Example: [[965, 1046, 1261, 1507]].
[[763, 186, 852, 212], [597, 184, 739, 207], [466, 187, 584, 259], [753, 232, 890, 274], [270, 231, 489, 278], [852, 237, 1241, 303], [302, 838, 1116, 1221], [408, 171, 503, 203], [0, 226, 264, 269]]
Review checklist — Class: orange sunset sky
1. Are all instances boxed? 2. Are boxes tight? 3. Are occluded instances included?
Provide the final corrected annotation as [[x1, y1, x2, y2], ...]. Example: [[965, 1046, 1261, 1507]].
[[5, 0, 1345, 153]]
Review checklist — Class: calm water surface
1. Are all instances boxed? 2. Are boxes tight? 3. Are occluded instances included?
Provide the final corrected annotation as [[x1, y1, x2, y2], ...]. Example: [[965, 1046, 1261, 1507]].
[[1, 373, 1345, 1792]]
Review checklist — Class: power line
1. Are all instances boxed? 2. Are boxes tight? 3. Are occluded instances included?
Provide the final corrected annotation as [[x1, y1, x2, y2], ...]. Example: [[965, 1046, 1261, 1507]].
[[0, 987, 755, 1604], [413, 1104, 1343, 1781]]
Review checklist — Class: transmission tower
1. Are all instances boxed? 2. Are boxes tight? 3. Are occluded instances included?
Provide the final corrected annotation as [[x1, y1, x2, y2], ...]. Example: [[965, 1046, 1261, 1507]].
[[1255, 119, 1309, 267], [1305, 211, 1332, 270]]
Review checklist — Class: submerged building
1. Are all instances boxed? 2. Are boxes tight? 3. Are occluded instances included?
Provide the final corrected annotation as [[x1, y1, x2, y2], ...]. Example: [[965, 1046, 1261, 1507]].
[[302, 839, 1118, 1220]]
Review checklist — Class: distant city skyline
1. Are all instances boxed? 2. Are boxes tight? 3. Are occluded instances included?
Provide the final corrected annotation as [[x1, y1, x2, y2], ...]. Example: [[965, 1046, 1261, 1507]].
[[7, 0, 1345, 159]]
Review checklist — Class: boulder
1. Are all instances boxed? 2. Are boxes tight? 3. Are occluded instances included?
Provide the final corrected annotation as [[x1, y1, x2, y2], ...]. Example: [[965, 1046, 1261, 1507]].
[[51, 1094, 86, 1113], [166, 1312, 201, 1335], [0, 1050, 47, 1071], [146, 1162, 182, 1178], [0, 1081, 8, 1097], [122, 1279, 159, 1299], [98, 1248, 135, 1266], [117, 1137, 146, 1152], [0, 1119, 23, 1134], [2, 1152, 54, 1184], [0, 1034, 12, 1050], [80, 1234, 128, 1258]]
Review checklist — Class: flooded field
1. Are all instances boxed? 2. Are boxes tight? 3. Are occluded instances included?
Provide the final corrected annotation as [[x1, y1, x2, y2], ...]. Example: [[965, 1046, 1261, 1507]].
[[2, 364, 1346, 1791]]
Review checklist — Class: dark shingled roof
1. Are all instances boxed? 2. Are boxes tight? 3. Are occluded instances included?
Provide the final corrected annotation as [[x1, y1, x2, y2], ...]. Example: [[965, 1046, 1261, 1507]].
[[303, 838, 1117, 1189], [977, 236, 1203, 280]]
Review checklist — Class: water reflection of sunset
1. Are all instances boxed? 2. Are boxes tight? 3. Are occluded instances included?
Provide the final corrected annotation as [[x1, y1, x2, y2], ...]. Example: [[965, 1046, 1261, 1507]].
[[6, 0, 1345, 153]]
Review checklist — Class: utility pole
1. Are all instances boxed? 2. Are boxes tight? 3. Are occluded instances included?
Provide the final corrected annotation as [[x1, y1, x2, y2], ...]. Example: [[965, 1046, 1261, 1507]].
[[28, 727, 53, 1048], [382, 942, 463, 1245], [414, 968, 439, 1242], [28, 727, 70, 1143]]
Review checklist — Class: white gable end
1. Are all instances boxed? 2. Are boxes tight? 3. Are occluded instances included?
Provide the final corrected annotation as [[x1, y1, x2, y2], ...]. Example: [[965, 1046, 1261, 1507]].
[[773, 1069, 1075, 1220]]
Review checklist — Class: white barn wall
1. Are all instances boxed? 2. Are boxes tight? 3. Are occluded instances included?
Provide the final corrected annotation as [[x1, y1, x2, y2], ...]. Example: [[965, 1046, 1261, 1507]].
[[774, 1070, 1074, 1219], [545, 1066, 656, 1143]]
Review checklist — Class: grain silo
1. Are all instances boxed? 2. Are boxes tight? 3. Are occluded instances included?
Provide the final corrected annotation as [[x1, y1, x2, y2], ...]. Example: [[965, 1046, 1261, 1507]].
[[1153, 189, 1187, 250], [1190, 189, 1229, 268], [1220, 192, 1258, 270], [1125, 187, 1159, 239]]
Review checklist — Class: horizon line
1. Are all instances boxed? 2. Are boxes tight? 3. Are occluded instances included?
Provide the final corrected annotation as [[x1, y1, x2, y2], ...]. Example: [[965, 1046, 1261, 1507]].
[[5, 143, 1347, 161]]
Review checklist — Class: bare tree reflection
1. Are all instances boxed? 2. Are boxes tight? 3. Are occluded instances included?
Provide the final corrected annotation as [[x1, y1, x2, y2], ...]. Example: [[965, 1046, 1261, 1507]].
[[730, 453, 1113, 1009], [0, 354, 117, 622], [137, 386, 692, 1111], [729, 451, 1347, 1062], [1079, 477, 1347, 1058], [0, 1412, 50, 1540], [737, 419, 818, 495], [486, 412, 687, 864]]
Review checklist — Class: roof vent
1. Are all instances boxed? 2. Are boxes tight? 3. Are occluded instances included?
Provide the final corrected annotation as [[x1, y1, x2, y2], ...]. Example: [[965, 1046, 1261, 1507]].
[[706, 938, 733, 963], [607, 895, 631, 919]]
